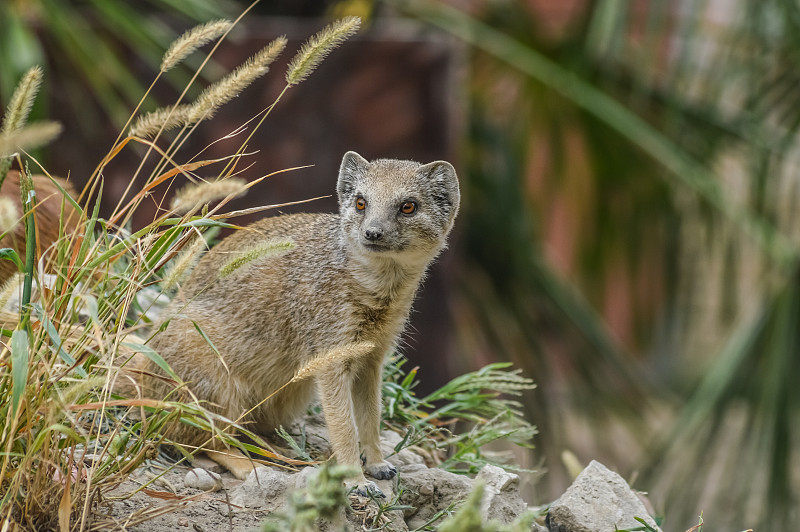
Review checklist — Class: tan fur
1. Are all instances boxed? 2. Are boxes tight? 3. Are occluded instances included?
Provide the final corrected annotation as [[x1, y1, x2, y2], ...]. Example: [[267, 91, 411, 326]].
[[143, 152, 460, 493], [0, 170, 79, 283]]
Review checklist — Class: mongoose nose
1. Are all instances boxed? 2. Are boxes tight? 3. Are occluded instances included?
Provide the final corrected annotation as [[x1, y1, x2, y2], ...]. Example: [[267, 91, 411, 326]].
[[364, 227, 383, 241]]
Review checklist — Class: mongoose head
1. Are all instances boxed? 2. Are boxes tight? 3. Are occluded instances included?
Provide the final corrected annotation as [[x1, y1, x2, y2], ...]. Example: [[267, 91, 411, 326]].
[[337, 151, 460, 266]]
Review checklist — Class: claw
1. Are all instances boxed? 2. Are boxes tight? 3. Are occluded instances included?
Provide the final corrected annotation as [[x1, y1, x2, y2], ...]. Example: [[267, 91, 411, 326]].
[[351, 480, 385, 498], [365, 461, 397, 481]]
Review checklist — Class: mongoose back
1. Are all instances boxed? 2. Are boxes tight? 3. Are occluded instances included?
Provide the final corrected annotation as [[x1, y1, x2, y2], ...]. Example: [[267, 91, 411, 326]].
[[144, 151, 460, 495]]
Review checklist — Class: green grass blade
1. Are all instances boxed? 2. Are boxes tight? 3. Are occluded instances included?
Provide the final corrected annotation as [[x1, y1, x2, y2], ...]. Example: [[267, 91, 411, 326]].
[[19, 167, 36, 329], [11, 329, 29, 416], [37, 306, 87, 378], [30, 423, 83, 455], [0, 248, 24, 272], [76, 182, 102, 270], [123, 341, 180, 383], [190, 320, 229, 374], [43, 172, 82, 213]]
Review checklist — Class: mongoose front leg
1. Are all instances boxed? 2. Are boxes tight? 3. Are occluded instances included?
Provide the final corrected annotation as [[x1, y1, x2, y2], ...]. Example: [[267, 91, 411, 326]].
[[353, 354, 396, 481], [317, 366, 384, 497]]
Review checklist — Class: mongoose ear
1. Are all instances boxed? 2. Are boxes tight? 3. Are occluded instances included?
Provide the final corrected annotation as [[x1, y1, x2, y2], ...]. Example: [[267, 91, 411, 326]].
[[338, 151, 369, 201], [418, 160, 461, 222]]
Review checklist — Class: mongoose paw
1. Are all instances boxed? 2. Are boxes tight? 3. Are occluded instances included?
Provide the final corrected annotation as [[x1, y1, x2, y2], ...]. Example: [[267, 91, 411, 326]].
[[364, 461, 397, 481], [350, 480, 386, 498]]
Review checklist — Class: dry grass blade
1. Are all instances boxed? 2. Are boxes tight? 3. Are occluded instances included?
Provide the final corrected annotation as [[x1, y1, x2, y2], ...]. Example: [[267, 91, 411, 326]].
[[91, 490, 215, 530], [106, 153, 243, 227], [67, 399, 168, 411], [206, 196, 329, 220], [58, 477, 71, 532], [286, 17, 360, 86], [160, 19, 234, 72]]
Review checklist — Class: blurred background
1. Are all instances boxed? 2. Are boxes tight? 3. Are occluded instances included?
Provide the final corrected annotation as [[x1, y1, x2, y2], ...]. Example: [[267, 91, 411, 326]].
[[3, 0, 800, 529]]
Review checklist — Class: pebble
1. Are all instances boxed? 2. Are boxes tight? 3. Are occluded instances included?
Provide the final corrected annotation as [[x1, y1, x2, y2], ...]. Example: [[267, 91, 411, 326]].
[[184, 468, 224, 491]]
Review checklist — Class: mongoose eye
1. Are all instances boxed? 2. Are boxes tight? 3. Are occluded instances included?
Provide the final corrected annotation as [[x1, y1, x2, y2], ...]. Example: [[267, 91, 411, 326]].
[[356, 197, 367, 211], [400, 201, 417, 215]]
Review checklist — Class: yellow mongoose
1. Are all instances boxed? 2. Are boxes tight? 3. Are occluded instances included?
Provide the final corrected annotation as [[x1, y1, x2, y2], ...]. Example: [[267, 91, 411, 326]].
[[144, 151, 459, 495], [0, 170, 79, 283]]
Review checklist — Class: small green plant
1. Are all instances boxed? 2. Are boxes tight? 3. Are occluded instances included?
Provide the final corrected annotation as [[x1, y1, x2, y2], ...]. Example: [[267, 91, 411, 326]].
[[407, 501, 459, 532], [260, 463, 359, 532], [351, 486, 416, 531], [276, 425, 313, 462], [383, 356, 536, 474], [615, 516, 661, 532], [435, 481, 536, 532]]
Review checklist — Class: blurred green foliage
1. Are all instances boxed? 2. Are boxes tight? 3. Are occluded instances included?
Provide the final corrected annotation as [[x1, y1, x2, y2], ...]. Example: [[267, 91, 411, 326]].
[[0, 0, 236, 128], [394, 0, 800, 529]]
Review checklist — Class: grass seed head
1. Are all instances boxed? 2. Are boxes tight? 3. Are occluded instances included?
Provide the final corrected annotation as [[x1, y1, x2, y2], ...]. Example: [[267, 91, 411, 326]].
[[285, 17, 360, 86], [161, 19, 234, 72], [191, 36, 287, 122], [0, 121, 62, 157], [170, 177, 247, 214], [292, 342, 376, 382], [129, 104, 194, 139], [0, 195, 19, 234], [218, 238, 295, 277], [161, 236, 206, 292], [0, 272, 21, 315], [2, 66, 43, 134]]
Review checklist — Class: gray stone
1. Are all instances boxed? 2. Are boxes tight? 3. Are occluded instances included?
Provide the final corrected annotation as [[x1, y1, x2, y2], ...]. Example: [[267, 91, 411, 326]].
[[228, 465, 292, 511], [184, 468, 223, 492], [546, 460, 661, 532], [381, 429, 404, 448], [398, 465, 475, 529], [477, 464, 528, 524], [290, 464, 319, 492], [222, 466, 296, 515]]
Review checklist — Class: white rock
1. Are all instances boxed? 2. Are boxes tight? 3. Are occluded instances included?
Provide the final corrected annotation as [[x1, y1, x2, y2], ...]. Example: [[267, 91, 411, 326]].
[[184, 468, 223, 491], [546, 460, 661, 532], [477, 463, 519, 491], [477, 464, 528, 525]]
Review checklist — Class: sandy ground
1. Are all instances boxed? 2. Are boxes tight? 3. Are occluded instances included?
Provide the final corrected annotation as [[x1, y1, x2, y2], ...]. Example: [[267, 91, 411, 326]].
[[99, 460, 268, 532]]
